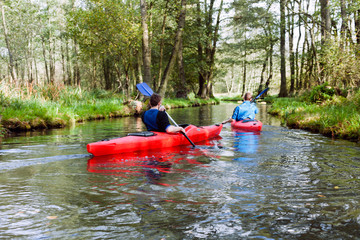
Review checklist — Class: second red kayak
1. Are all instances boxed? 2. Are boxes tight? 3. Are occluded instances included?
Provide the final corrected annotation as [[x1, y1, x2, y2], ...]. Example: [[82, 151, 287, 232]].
[[87, 124, 223, 156], [231, 119, 262, 131]]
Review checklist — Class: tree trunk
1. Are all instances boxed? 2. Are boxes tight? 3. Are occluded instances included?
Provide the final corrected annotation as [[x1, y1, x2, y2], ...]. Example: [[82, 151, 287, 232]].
[[279, 0, 288, 97], [156, 0, 169, 92], [103, 56, 112, 90], [196, 0, 204, 97], [61, 39, 66, 84], [1, 2, 17, 84], [140, 0, 152, 86], [320, 0, 331, 45], [258, 52, 268, 95], [295, 0, 302, 90], [356, 6, 360, 56], [340, 0, 351, 50], [41, 37, 50, 84], [73, 38, 81, 87], [356, 8, 360, 45], [176, 37, 188, 98], [158, 0, 187, 97], [198, 0, 223, 99], [288, 1, 295, 95], [27, 38, 34, 84], [137, 52, 143, 84], [49, 38, 55, 84], [65, 39, 72, 85], [242, 58, 246, 96], [91, 53, 97, 89]]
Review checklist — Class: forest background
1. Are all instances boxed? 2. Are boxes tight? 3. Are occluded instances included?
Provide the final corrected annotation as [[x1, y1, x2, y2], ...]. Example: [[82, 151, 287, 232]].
[[0, 0, 360, 137]]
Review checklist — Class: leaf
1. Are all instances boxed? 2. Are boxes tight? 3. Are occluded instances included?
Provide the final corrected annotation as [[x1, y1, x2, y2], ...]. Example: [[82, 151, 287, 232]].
[[46, 216, 58, 220]]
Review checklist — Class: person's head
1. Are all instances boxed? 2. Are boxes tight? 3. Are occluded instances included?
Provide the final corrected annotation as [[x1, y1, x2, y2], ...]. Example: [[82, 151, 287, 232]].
[[244, 92, 253, 101], [150, 93, 162, 107]]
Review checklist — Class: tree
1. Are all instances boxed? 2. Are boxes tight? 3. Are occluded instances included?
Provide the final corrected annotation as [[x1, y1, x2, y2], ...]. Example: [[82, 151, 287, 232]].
[[140, 0, 152, 86], [0, 0, 17, 84], [158, 0, 187, 96], [279, 0, 288, 97], [197, 0, 224, 99]]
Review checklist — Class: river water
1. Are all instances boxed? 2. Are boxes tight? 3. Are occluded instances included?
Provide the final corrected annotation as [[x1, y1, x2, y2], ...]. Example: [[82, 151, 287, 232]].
[[0, 103, 360, 239]]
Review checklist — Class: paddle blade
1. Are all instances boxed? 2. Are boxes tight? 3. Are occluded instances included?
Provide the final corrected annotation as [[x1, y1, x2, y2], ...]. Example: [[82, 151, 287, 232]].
[[252, 87, 269, 103], [136, 83, 154, 96], [255, 87, 269, 100]]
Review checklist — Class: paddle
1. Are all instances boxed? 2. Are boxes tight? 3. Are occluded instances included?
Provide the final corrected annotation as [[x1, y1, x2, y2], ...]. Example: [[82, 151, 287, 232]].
[[136, 83, 196, 148], [251, 87, 269, 103]]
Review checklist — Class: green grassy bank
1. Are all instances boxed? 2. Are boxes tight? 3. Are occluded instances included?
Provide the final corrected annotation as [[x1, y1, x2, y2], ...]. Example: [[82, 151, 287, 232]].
[[0, 83, 219, 135], [267, 86, 360, 142]]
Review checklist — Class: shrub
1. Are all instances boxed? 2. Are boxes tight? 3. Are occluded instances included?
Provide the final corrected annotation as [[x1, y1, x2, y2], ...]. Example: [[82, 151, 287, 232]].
[[308, 82, 335, 103]]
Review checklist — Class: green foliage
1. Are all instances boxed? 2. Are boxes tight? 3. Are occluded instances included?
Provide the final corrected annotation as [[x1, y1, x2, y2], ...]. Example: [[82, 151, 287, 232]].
[[269, 95, 360, 141], [163, 97, 220, 108], [218, 95, 243, 101], [320, 40, 360, 89], [263, 95, 276, 104], [307, 83, 336, 103], [0, 83, 126, 130], [0, 81, 220, 131]]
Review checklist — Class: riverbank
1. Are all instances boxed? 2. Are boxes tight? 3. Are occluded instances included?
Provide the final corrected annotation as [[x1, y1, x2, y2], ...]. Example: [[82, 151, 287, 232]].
[[267, 89, 360, 142], [0, 84, 219, 135]]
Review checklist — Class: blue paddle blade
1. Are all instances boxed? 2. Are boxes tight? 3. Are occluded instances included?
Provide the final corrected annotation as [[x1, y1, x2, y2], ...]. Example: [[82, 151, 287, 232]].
[[254, 87, 269, 100], [136, 83, 154, 96]]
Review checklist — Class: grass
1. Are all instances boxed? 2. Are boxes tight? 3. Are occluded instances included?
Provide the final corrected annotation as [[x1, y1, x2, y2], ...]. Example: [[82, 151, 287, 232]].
[[0, 82, 220, 133], [218, 95, 243, 102], [268, 92, 360, 142]]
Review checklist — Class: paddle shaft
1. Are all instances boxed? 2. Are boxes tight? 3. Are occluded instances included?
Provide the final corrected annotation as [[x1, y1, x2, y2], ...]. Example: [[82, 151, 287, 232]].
[[165, 111, 196, 148], [136, 82, 196, 148]]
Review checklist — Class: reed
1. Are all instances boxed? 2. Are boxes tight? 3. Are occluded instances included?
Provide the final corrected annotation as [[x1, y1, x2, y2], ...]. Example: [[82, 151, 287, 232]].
[[269, 93, 360, 142], [0, 82, 220, 132]]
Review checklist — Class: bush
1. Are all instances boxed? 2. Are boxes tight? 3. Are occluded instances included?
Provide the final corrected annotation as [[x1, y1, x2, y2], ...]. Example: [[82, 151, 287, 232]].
[[308, 82, 335, 103]]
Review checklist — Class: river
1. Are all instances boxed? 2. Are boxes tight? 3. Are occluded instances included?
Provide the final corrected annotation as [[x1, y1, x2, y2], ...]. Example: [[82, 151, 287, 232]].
[[0, 103, 359, 239]]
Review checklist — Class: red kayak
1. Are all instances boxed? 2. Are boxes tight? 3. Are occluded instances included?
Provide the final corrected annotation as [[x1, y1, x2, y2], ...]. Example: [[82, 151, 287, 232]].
[[87, 138, 221, 179], [231, 119, 262, 131], [87, 124, 223, 156]]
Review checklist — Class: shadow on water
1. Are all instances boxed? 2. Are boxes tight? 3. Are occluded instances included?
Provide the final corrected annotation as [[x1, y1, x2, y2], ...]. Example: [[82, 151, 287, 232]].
[[0, 103, 360, 239]]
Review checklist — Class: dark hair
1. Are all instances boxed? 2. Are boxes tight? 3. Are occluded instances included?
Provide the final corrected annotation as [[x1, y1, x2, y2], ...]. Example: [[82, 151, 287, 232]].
[[150, 93, 162, 107], [244, 92, 253, 101]]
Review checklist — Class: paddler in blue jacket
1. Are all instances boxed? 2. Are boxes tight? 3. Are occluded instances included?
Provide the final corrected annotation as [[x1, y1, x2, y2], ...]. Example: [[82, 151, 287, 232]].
[[222, 92, 259, 124], [142, 93, 185, 133]]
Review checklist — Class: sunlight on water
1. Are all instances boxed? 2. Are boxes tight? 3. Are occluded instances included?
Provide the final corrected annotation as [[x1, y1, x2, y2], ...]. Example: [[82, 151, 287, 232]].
[[0, 103, 359, 239]]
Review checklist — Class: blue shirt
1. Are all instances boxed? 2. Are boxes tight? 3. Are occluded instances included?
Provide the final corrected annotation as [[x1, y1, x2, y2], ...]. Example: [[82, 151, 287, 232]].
[[142, 109, 171, 132], [232, 101, 258, 121]]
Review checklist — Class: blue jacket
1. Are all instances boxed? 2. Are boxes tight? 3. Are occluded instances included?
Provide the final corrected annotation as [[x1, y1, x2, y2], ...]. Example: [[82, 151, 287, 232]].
[[232, 101, 258, 121]]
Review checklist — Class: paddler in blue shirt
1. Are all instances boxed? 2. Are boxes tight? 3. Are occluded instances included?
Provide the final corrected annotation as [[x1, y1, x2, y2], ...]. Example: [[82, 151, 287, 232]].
[[222, 92, 259, 124], [142, 93, 185, 133]]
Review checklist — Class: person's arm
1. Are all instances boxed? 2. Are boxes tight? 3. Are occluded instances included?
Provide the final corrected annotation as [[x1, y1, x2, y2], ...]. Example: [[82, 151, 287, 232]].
[[221, 118, 234, 124], [166, 125, 184, 133], [222, 106, 239, 124]]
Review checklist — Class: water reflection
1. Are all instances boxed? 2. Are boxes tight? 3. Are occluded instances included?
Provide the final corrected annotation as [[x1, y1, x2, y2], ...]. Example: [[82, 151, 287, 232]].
[[233, 130, 260, 155]]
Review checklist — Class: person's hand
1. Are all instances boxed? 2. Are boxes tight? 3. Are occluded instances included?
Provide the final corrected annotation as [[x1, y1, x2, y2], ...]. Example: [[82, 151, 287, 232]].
[[178, 127, 185, 133], [221, 118, 232, 124], [158, 105, 166, 111]]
